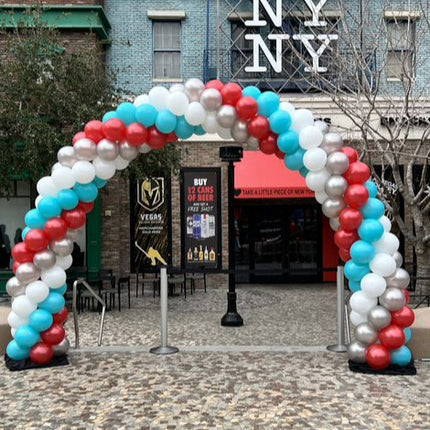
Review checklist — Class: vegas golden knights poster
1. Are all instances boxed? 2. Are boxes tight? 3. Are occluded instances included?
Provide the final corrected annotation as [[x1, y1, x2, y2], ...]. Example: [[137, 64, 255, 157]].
[[131, 176, 171, 271]]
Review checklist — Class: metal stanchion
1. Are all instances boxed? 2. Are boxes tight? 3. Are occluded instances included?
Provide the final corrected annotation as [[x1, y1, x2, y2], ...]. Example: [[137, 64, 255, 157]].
[[345, 303, 351, 345], [150, 267, 179, 355], [327, 266, 348, 353]]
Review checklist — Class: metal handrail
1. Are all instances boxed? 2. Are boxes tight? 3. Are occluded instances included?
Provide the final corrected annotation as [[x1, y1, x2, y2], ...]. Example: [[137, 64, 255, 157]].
[[72, 279, 106, 349]]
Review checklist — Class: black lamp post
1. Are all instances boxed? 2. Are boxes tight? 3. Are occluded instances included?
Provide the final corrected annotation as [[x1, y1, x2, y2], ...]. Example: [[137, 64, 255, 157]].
[[220, 145, 243, 327]]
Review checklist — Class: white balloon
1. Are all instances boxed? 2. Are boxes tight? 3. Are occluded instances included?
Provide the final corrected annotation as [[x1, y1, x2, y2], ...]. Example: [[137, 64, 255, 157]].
[[138, 143, 152, 154], [51, 162, 62, 172], [305, 168, 331, 192], [379, 215, 391, 232], [279, 102, 295, 113], [202, 112, 218, 134], [93, 157, 116, 180], [133, 94, 149, 107], [167, 91, 189, 116], [350, 291, 378, 315], [373, 232, 400, 255], [51, 166, 76, 190], [299, 126, 324, 150], [11, 328, 17, 338], [360, 273, 387, 298], [113, 155, 129, 171], [7, 311, 29, 329], [290, 109, 314, 132], [303, 148, 327, 171], [41, 265, 66, 288], [148, 86, 169, 111], [11, 295, 37, 319], [37, 176, 59, 197], [169, 83, 185, 93], [25, 280, 50, 304], [55, 254, 73, 270], [315, 190, 328, 204], [350, 310, 368, 326], [184, 102, 206, 126], [35, 195, 43, 208], [369, 253, 397, 277], [72, 161, 96, 184]]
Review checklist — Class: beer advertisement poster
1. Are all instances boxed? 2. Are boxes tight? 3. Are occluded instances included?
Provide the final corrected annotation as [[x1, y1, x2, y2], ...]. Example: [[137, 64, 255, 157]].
[[181, 168, 221, 270], [131, 176, 171, 271]]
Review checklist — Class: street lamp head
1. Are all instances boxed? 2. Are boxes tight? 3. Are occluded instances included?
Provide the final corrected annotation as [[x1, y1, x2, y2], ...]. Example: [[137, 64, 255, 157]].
[[219, 145, 243, 162]]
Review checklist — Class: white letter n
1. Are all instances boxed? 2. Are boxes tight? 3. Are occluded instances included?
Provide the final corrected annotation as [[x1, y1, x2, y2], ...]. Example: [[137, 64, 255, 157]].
[[245, 0, 282, 27]]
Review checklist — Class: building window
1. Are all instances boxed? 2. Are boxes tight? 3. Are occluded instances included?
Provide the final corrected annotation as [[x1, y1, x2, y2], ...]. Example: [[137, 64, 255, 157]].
[[231, 22, 259, 79], [153, 21, 181, 79], [386, 20, 415, 79]]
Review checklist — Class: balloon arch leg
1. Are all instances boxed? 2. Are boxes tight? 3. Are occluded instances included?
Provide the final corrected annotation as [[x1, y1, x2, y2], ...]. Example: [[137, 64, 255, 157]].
[[5, 79, 415, 372]]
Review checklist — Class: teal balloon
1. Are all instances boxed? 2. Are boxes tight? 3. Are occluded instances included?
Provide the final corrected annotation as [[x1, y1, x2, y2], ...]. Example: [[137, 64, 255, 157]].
[[194, 125, 205, 136], [116, 102, 136, 126], [269, 110, 292, 134], [54, 284, 68, 295], [29, 309, 54, 332], [358, 219, 384, 243], [57, 189, 79, 210], [39, 292, 65, 314], [390, 345, 412, 366], [73, 183, 98, 203], [38, 196, 62, 219], [155, 110, 177, 134], [349, 280, 361, 293], [365, 181, 378, 198], [22, 227, 31, 241], [93, 177, 107, 189], [361, 198, 385, 219], [135, 104, 158, 127], [175, 116, 194, 139], [6, 340, 30, 361], [350, 240, 375, 264], [300, 167, 309, 178], [344, 261, 370, 282], [257, 91, 280, 117], [25, 209, 46, 229], [277, 130, 299, 154], [14, 325, 40, 349], [242, 86, 261, 100], [285, 148, 305, 171], [404, 328, 412, 343], [102, 111, 117, 123]]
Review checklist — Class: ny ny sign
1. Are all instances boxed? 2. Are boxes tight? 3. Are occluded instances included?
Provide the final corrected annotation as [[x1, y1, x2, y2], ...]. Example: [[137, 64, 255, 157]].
[[244, 0, 338, 73]]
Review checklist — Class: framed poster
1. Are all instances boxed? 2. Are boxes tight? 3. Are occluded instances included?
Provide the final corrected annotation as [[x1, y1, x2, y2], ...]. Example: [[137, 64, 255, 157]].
[[130, 176, 172, 271], [181, 168, 222, 270]]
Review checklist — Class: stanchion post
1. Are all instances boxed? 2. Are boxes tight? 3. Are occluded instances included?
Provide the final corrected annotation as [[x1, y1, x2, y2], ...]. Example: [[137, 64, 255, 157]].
[[150, 267, 179, 355]]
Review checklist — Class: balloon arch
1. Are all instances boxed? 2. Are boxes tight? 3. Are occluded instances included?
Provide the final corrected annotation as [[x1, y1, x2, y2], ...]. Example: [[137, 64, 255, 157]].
[[5, 79, 414, 372]]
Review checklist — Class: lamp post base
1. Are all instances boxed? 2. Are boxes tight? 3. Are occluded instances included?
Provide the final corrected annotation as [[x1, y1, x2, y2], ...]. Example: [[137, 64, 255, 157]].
[[221, 292, 243, 327], [327, 344, 348, 353], [150, 346, 179, 355]]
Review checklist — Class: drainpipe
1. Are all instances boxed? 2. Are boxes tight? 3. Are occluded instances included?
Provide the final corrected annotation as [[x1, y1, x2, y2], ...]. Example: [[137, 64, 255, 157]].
[[205, 0, 211, 82]]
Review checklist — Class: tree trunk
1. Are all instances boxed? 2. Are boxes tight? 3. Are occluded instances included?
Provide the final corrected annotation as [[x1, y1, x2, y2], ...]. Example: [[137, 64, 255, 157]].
[[415, 247, 430, 298]]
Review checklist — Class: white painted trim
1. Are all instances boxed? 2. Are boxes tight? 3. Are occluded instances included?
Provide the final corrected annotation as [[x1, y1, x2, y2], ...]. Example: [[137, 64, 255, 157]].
[[228, 10, 341, 20], [152, 78, 183, 83], [147, 10, 186, 20], [384, 11, 421, 19]]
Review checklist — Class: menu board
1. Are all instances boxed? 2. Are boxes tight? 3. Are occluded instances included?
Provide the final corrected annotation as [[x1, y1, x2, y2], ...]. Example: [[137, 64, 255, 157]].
[[181, 168, 221, 270], [131, 176, 171, 271]]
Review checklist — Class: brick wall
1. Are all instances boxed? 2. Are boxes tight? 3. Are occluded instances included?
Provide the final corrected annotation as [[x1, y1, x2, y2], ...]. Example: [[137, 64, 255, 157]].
[[0, 1, 103, 5]]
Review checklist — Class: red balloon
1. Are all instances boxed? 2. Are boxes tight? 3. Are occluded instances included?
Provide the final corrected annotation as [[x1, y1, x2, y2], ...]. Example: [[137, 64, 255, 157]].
[[343, 161, 371, 185], [126, 123, 148, 147], [77, 201, 95, 214], [259, 133, 277, 155], [334, 229, 359, 249], [44, 218, 68, 240], [30, 342, 54, 365], [24, 229, 49, 253], [62, 208, 86, 229], [205, 79, 224, 91], [341, 147, 359, 163], [391, 306, 415, 328], [366, 344, 391, 370], [12, 261, 21, 274], [166, 132, 178, 143], [236, 97, 258, 121], [274, 147, 285, 160], [339, 248, 351, 262], [102, 119, 126, 142], [41, 323, 66, 345], [84, 120, 105, 143], [379, 324, 406, 349], [339, 208, 363, 231], [404, 289, 410, 304], [148, 127, 167, 150], [12, 242, 34, 263], [72, 131, 87, 144], [344, 184, 369, 209], [53, 307, 69, 325], [248, 116, 270, 139], [220, 83, 242, 106]]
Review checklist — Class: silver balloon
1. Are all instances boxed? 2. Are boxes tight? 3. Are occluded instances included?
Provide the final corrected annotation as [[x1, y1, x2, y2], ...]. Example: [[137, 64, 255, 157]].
[[367, 306, 392, 330], [184, 78, 205, 102], [347, 341, 367, 364], [97, 139, 119, 161], [231, 119, 249, 143], [354, 322, 378, 345], [15, 263, 41, 284], [200, 88, 222, 112], [53, 337, 70, 356], [393, 251, 403, 268], [50, 238, 73, 257], [385, 268, 410, 289], [57, 146, 77, 168], [379, 287, 406, 311], [216, 105, 237, 129], [66, 228, 80, 241], [322, 197, 346, 218], [325, 175, 348, 197], [6, 277, 26, 298], [329, 217, 340, 231], [246, 136, 259, 150], [326, 151, 350, 175], [119, 141, 138, 161], [33, 249, 57, 270], [169, 83, 185, 93], [320, 133, 343, 155], [314, 120, 329, 135], [74, 138, 97, 161]]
